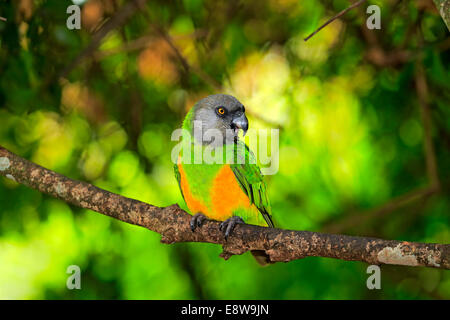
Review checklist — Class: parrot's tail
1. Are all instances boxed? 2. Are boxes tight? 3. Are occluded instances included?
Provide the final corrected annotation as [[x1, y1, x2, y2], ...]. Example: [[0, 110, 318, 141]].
[[251, 250, 274, 266]]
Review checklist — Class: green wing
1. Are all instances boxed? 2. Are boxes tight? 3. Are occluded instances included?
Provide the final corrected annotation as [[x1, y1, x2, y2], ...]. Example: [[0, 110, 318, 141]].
[[173, 163, 186, 203], [230, 141, 274, 228]]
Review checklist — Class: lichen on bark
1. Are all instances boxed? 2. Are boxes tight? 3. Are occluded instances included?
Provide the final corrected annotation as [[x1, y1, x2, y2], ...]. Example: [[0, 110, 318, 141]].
[[434, 0, 450, 31]]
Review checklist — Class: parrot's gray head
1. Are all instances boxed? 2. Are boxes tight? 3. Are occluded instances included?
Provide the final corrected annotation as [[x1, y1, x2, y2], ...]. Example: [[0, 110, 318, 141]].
[[191, 94, 248, 146]]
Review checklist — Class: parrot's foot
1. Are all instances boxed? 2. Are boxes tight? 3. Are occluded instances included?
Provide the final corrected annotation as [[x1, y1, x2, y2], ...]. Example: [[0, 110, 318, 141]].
[[190, 213, 207, 232], [219, 216, 244, 240]]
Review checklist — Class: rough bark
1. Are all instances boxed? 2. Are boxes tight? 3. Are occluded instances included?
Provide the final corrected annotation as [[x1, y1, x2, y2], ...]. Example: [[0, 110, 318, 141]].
[[434, 0, 450, 31], [0, 146, 449, 269]]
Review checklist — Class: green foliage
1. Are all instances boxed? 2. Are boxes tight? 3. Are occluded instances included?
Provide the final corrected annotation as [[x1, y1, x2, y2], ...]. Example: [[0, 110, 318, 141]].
[[0, 0, 449, 299]]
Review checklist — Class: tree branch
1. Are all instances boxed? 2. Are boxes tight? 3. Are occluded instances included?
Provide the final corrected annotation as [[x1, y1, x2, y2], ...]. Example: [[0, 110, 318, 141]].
[[323, 26, 440, 233], [304, 0, 368, 41], [323, 186, 438, 233], [434, 0, 450, 31], [59, 0, 148, 79], [152, 25, 284, 129], [1, 146, 448, 268]]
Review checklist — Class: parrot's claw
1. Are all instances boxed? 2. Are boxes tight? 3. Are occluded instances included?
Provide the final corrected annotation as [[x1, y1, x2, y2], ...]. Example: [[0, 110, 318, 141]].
[[190, 213, 207, 232], [219, 216, 245, 240]]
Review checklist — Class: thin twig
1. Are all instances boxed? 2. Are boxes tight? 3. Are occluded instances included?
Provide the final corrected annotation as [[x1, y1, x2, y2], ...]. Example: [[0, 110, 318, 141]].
[[154, 25, 224, 91], [93, 31, 207, 59], [60, 0, 148, 79], [415, 27, 440, 190], [153, 25, 191, 73], [153, 25, 284, 128], [322, 12, 439, 233], [322, 187, 437, 233], [304, 0, 368, 41], [322, 62, 440, 233], [0, 17, 7, 22]]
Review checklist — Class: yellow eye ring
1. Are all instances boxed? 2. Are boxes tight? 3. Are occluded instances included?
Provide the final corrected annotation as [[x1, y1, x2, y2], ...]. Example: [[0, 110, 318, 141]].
[[217, 107, 225, 115]]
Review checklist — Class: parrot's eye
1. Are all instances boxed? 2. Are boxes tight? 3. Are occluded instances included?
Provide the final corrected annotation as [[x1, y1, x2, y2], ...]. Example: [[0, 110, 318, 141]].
[[216, 107, 226, 116]]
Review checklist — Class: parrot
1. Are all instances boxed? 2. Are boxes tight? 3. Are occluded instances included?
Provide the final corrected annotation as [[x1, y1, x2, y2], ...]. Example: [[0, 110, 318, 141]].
[[174, 94, 274, 265]]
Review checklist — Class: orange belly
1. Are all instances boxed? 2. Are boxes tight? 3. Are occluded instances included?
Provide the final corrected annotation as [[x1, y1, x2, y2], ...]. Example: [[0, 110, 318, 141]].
[[178, 163, 255, 221]]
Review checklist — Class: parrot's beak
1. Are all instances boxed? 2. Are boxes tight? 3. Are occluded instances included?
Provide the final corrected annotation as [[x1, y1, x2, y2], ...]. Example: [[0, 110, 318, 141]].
[[231, 114, 249, 136]]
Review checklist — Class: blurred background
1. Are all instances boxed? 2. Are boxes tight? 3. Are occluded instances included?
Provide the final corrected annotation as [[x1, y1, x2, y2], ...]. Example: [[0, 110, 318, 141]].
[[0, 0, 449, 299]]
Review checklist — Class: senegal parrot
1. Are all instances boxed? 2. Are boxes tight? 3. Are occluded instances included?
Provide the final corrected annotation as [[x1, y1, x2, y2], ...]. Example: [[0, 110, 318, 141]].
[[174, 94, 274, 265]]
